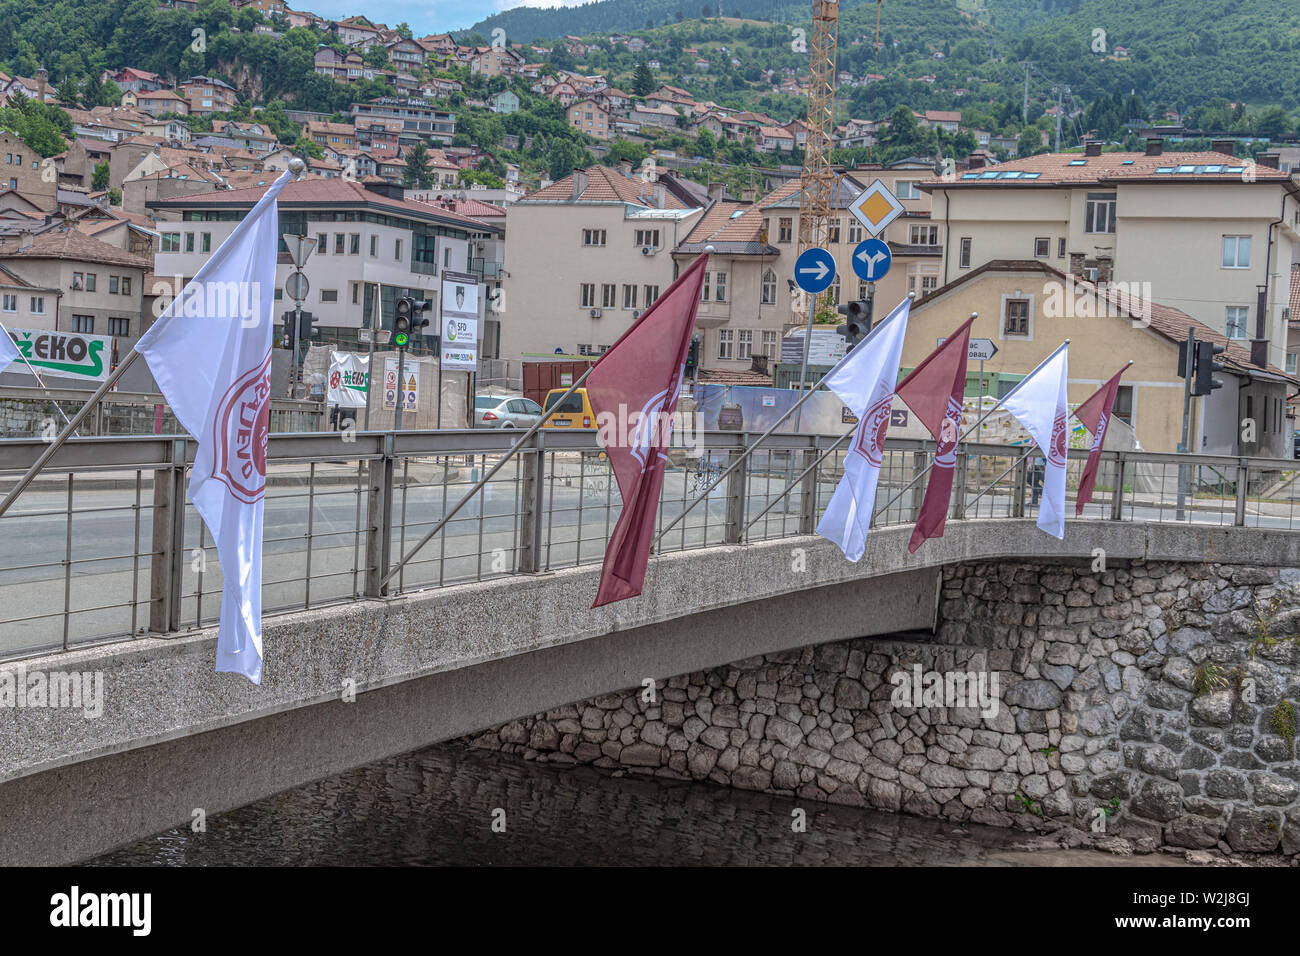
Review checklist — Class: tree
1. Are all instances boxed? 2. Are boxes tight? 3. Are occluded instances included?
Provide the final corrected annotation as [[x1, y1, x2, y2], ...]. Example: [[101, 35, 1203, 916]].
[[1017, 126, 1045, 158], [292, 135, 323, 159], [56, 77, 81, 107], [695, 127, 716, 157], [363, 44, 390, 70], [402, 140, 434, 189], [92, 160, 111, 191], [633, 59, 654, 96]]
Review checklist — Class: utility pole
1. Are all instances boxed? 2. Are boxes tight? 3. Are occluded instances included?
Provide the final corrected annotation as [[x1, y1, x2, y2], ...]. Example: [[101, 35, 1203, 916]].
[[1052, 85, 1069, 152], [1022, 62, 1032, 123]]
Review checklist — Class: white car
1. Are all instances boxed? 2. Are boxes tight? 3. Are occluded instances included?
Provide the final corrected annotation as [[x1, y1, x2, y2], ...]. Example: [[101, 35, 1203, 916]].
[[474, 394, 543, 428]]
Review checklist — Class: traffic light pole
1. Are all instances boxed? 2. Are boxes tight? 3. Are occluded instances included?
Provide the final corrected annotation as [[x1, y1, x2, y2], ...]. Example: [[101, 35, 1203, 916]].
[[1177, 327, 1194, 521], [795, 291, 818, 432], [394, 346, 407, 431]]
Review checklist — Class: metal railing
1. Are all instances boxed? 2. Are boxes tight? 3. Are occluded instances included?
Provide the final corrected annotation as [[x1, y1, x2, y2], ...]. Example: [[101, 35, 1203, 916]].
[[0, 428, 1297, 663]]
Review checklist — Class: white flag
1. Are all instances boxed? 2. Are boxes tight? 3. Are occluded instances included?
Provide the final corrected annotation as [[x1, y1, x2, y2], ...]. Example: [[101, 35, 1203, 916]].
[[0, 320, 20, 374], [134, 168, 294, 684], [816, 297, 911, 561], [999, 342, 1070, 539]]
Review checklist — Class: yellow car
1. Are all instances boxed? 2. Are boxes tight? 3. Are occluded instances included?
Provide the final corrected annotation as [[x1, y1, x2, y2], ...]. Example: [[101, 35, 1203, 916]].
[[542, 387, 596, 429]]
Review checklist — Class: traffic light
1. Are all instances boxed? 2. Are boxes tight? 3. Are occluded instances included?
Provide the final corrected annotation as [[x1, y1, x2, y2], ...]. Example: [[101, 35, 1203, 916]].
[[281, 310, 295, 349], [686, 334, 700, 377], [393, 296, 433, 349], [1194, 340, 1226, 396], [280, 310, 317, 349], [835, 299, 872, 350]]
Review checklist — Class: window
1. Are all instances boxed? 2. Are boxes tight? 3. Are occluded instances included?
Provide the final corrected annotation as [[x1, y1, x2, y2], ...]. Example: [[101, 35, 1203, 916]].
[[910, 224, 939, 245], [121, 277, 130, 296], [109, 276, 119, 294], [1226, 306, 1249, 339], [72, 314, 94, 333], [1085, 193, 1116, 234], [1289, 353, 1298, 376], [634, 228, 659, 247], [349, 233, 360, 255], [1004, 298, 1030, 336], [162, 233, 180, 252], [201, 233, 211, 253], [1222, 236, 1251, 269], [72, 272, 84, 290], [184, 232, 194, 253], [108, 317, 130, 337], [582, 228, 606, 247], [1057, 238, 1066, 258], [714, 271, 726, 302], [84, 273, 95, 292], [826, 276, 840, 305], [847, 222, 863, 244], [1034, 237, 1050, 258], [895, 180, 920, 199], [778, 217, 793, 242], [717, 328, 734, 359], [737, 329, 753, 360], [30, 297, 44, 314], [828, 220, 841, 244], [320, 289, 338, 303], [644, 284, 659, 305], [1113, 385, 1134, 425], [601, 283, 616, 308], [317, 233, 327, 253], [622, 284, 638, 309], [394, 239, 402, 261], [959, 237, 971, 269], [2, 294, 15, 312], [580, 283, 595, 308], [761, 330, 778, 359], [334, 233, 345, 254], [369, 235, 377, 257], [702, 272, 711, 302], [761, 268, 777, 305]]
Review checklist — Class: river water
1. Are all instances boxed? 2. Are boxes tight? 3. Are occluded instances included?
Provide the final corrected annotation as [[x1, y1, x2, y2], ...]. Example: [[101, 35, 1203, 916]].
[[89, 743, 1194, 866]]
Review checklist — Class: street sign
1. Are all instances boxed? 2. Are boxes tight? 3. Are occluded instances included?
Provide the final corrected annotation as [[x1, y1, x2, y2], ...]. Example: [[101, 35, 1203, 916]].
[[890, 409, 909, 427], [851, 238, 892, 282], [793, 247, 836, 294], [937, 336, 1000, 362], [284, 271, 309, 301], [848, 178, 905, 237], [281, 234, 317, 269]]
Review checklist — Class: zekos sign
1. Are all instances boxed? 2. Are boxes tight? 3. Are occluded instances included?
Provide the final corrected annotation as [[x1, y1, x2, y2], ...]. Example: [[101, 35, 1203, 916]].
[[9, 328, 113, 382]]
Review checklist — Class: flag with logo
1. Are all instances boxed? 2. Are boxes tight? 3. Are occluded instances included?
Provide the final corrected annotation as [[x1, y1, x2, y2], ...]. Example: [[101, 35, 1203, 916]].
[[894, 314, 977, 552], [133, 168, 294, 683], [1073, 364, 1127, 515], [999, 342, 1070, 538], [816, 297, 911, 562], [0, 320, 19, 374], [587, 252, 707, 607]]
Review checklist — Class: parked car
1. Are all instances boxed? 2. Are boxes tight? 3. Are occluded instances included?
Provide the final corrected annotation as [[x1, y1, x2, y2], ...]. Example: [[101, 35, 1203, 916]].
[[474, 394, 543, 428], [541, 387, 595, 429]]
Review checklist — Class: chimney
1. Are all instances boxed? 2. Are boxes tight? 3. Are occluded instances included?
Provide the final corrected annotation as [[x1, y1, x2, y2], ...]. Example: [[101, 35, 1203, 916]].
[[1096, 256, 1112, 284], [17, 230, 33, 251], [750, 353, 769, 375], [707, 181, 725, 201], [36, 66, 46, 103], [1211, 138, 1236, 157], [571, 167, 587, 200], [1084, 140, 1102, 156], [1145, 137, 1163, 156], [618, 159, 632, 178], [741, 186, 756, 203], [1068, 252, 1085, 277], [1255, 151, 1280, 170], [968, 154, 984, 170], [653, 182, 666, 208]]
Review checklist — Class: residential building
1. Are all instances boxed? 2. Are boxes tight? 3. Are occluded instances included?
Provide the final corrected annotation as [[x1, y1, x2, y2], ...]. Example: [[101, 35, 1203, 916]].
[[178, 75, 237, 116], [922, 142, 1300, 372], [147, 177, 500, 344], [0, 262, 61, 335], [489, 90, 521, 115], [566, 99, 610, 140], [101, 67, 166, 95], [128, 89, 189, 117], [306, 120, 357, 150], [500, 165, 703, 358], [0, 130, 58, 212], [350, 98, 455, 146]]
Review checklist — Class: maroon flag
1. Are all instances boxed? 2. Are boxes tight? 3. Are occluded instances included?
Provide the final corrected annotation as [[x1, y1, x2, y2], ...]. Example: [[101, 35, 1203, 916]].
[[1073, 365, 1127, 515], [894, 315, 977, 552], [587, 253, 708, 607]]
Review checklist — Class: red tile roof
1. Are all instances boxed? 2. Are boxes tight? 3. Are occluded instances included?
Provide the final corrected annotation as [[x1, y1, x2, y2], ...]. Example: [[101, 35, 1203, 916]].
[[922, 150, 1295, 187], [523, 165, 690, 208], [0, 227, 151, 269]]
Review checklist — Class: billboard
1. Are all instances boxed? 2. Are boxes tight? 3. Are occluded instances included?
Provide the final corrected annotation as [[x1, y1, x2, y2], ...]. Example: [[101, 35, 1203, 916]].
[[327, 351, 369, 408], [439, 270, 479, 371], [8, 328, 113, 382]]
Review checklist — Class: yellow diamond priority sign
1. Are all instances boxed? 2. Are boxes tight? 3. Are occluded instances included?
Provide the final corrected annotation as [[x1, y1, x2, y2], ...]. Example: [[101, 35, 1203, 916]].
[[848, 178, 905, 237]]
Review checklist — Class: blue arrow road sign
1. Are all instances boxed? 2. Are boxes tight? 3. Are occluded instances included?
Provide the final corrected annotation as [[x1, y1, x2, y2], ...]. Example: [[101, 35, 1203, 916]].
[[793, 247, 836, 294], [852, 238, 892, 282]]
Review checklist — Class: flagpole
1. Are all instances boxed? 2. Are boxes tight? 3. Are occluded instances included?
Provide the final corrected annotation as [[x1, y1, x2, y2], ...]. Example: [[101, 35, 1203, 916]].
[[871, 337, 1070, 519], [378, 362, 595, 591], [13, 350, 77, 432], [742, 426, 854, 535], [654, 293, 915, 549], [0, 349, 141, 518]]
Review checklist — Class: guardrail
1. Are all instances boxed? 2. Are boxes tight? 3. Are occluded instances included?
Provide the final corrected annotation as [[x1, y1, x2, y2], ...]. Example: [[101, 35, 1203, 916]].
[[0, 429, 1296, 663]]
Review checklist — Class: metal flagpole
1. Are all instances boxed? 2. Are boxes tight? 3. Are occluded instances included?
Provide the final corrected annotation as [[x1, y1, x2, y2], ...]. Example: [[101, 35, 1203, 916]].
[[655, 293, 915, 549], [0, 349, 143, 518], [14, 351, 77, 432], [379, 363, 595, 591], [871, 337, 1070, 519]]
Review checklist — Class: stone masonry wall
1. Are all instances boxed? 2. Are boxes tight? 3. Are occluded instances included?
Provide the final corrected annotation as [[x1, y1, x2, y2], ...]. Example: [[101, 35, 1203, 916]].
[[466, 559, 1300, 857]]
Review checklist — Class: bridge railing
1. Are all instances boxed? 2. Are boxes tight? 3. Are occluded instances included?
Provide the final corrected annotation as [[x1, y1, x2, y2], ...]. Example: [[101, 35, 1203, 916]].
[[0, 429, 1294, 662]]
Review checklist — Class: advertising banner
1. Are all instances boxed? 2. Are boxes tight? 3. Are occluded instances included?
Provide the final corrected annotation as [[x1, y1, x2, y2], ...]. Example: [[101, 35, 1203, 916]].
[[327, 351, 369, 408], [440, 270, 479, 370], [9, 328, 113, 382]]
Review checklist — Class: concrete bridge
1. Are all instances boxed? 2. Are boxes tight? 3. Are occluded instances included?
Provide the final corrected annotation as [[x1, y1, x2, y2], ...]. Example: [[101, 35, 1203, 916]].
[[1, 428, 1297, 864]]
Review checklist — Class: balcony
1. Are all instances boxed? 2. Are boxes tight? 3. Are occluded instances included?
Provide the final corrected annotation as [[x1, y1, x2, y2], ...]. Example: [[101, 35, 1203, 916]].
[[470, 257, 503, 280]]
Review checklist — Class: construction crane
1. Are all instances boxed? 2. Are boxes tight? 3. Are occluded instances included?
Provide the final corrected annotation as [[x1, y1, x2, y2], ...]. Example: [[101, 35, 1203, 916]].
[[796, 0, 840, 260]]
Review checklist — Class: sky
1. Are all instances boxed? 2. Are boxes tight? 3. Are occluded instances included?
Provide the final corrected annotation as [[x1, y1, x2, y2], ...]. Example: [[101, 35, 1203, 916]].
[[306, 0, 592, 34]]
